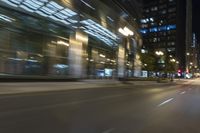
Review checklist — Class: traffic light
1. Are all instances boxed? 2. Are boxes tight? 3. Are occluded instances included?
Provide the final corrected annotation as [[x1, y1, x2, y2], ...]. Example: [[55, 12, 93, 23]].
[[178, 69, 181, 73], [177, 69, 182, 77]]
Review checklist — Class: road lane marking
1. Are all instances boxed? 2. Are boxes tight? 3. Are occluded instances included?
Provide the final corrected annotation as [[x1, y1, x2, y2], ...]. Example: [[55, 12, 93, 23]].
[[158, 98, 174, 107], [102, 128, 115, 133], [180, 91, 186, 95]]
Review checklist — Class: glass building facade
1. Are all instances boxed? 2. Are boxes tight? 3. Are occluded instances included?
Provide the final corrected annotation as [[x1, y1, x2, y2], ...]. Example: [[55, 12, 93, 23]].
[[0, 0, 142, 79]]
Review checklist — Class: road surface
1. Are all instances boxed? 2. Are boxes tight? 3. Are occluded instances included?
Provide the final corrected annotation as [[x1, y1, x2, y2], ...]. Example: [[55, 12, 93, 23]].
[[0, 79, 200, 133]]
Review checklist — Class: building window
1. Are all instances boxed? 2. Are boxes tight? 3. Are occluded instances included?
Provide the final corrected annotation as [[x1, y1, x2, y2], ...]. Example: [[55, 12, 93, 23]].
[[150, 23, 157, 26], [166, 25, 176, 30], [151, 6, 158, 11], [140, 29, 148, 34], [141, 19, 148, 23], [159, 0, 167, 3], [160, 10, 167, 14], [145, 9, 150, 13], [159, 4, 167, 9], [141, 24, 148, 28], [168, 13, 176, 19], [153, 38, 157, 42], [169, 1, 176, 6], [168, 7, 176, 13], [167, 42, 175, 46], [149, 27, 158, 32], [158, 26, 166, 31], [167, 48, 175, 52]]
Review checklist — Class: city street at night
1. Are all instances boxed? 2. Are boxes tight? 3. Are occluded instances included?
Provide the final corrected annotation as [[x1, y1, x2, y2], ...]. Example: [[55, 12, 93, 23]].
[[0, 0, 200, 132], [0, 79, 200, 133]]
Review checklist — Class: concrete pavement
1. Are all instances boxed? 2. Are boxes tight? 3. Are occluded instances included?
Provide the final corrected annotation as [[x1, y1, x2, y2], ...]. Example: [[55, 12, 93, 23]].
[[0, 79, 189, 95]]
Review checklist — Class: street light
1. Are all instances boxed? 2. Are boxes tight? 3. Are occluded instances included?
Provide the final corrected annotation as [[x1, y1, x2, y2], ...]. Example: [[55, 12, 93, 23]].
[[155, 51, 164, 56], [170, 58, 176, 63]]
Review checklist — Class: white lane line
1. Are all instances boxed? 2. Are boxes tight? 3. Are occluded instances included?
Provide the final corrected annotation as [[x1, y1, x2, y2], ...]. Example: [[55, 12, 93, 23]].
[[180, 91, 186, 95], [102, 128, 115, 133], [158, 98, 174, 107]]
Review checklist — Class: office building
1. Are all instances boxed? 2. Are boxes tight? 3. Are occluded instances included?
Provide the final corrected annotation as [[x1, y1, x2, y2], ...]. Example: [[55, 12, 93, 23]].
[[0, 0, 142, 79], [140, 0, 187, 72]]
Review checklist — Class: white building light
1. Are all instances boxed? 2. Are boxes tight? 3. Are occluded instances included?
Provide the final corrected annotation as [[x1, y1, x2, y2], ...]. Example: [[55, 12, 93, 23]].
[[118, 27, 134, 36], [0, 14, 15, 22], [57, 40, 69, 46], [170, 58, 176, 62], [99, 54, 106, 58], [2, 0, 78, 26], [118, 28, 129, 36], [81, 19, 118, 46], [150, 18, 154, 22], [155, 51, 164, 56]]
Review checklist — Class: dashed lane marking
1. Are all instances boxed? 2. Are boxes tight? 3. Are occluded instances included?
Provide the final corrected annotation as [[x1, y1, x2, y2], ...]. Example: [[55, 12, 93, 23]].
[[180, 91, 186, 95], [158, 98, 174, 107], [102, 128, 115, 133]]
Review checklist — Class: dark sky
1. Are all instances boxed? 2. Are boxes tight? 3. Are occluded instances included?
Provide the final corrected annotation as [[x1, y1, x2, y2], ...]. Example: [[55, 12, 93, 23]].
[[193, 0, 200, 41]]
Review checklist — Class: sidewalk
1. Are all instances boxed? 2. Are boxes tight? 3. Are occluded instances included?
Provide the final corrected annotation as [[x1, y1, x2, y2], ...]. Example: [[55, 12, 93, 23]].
[[0, 79, 188, 95]]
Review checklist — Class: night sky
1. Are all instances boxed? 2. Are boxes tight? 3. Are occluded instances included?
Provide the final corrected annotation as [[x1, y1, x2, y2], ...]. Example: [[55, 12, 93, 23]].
[[193, 0, 200, 41]]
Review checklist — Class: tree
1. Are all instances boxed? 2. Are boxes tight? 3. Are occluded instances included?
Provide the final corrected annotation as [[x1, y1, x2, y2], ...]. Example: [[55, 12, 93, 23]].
[[165, 60, 176, 73], [140, 51, 156, 72]]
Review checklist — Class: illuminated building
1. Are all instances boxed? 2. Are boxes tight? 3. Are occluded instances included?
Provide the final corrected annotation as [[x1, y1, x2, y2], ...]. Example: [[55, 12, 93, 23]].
[[0, 0, 142, 79], [140, 0, 187, 72]]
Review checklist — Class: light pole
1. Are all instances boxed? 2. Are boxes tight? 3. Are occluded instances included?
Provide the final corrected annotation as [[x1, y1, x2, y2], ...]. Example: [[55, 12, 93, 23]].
[[155, 50, 164, 78], [169, 58, 177, 81]]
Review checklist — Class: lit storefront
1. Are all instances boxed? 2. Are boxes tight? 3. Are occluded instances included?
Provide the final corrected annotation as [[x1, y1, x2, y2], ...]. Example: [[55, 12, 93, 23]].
[[0, 0, 142, 79]]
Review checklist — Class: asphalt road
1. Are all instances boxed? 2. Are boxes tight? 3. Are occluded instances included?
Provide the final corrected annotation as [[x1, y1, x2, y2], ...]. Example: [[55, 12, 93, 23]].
[[0, 79, 200, 133]]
